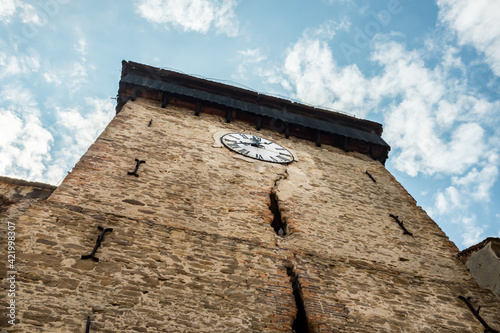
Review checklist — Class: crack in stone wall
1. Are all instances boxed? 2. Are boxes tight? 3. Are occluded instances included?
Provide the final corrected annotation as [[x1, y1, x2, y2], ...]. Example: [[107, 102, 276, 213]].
[[285, 261, 310, 333], [269, 168, 288, 237], [269, 169, 310, 331]]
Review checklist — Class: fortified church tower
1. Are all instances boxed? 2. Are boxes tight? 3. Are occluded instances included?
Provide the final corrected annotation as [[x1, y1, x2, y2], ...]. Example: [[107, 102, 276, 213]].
[[1, 61, 499, 332]]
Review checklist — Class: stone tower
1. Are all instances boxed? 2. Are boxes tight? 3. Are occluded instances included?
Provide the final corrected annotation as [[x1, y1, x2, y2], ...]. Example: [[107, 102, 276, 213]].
[[1, 61, 499, 332]]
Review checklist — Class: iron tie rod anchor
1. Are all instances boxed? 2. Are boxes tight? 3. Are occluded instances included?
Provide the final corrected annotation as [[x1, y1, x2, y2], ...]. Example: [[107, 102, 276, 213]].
[[85, 316, 91, 333], [389, 214, 413, 236], [458, 296, 498, 333], [128, 158, 146, 177], [81, 226, 113, 262]]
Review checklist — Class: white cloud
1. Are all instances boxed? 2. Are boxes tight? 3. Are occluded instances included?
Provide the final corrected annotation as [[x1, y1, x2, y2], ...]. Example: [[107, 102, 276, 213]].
[[430, 154, 498, 248], [0, 49, 40, 79], [238, 48, 265, 62], [42, 98, 114, 184], [1, 83, 40, 116], [0, 82, 113, 185], [461, 216, 485, 247], [56, 98, 114, 149], [235, 48, 267, 80], [74, 27, 87, 59], [0, 109, 23, 147], [387, 120, 486, 177], [0, 0, 17, 23], [71, 62, 88, 82], [0, 0, 50, 26], [136, 0, 239, 36], [452, 156, 499, 201], [234, 20, 355, 108], [0, 85, 53, 182], [368, 38, 499, 177], [43, 71, 61, 84], [75, 37, 87, 57], [6, 97, 116, 186], [305, 19, 351, 40], [0, 32, 110, 184], [438, 0, 500, 76], [435, 159, 498, 215], [435, 186, 461, 215], [18, 2, 45, 25], [42, 29, 89, 91], [42, 61, 88, 93], [280, 37, 370, 117]]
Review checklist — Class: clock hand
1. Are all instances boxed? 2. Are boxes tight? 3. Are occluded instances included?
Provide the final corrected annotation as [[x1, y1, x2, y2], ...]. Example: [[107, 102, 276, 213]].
[[237, 141, 264, 148], [250, 136, 266, 147]]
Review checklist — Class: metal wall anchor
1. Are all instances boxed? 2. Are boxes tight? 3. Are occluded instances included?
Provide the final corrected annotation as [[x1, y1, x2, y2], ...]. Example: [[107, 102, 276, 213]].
[[127, 159, 146, 177], [161, 93, 169, 108], [85, 316, 91, 333], [342, 137, 350, 152], [255, 116, 262, 130], [389, 214, 413, 236], [458, 296, 498, 333], [365, 171, 376, 183], [81, 226, 113, 262], [315, 131, 321, 147], [195, 101, 201, 116]]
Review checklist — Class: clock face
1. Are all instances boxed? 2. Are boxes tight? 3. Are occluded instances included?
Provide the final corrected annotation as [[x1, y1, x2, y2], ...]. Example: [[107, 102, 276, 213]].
[[221, 133, 294, 164]]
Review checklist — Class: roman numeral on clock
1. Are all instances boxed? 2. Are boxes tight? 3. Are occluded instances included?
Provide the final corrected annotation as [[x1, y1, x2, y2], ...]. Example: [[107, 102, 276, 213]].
[[276, 155, 290, 161]]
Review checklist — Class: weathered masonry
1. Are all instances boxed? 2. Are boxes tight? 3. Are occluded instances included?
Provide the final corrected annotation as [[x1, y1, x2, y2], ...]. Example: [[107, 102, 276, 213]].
[[1, 60, 499, 332]]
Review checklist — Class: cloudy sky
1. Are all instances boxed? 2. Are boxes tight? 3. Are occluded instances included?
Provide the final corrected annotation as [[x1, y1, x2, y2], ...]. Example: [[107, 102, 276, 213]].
[[1, 0, 499, 250]]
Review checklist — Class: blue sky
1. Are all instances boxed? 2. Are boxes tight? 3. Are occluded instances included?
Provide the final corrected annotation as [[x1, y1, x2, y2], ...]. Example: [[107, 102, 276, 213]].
[[1, 0, 499, 250]]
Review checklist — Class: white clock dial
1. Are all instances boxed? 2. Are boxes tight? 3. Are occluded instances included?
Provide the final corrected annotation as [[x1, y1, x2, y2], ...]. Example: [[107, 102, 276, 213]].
[[221, 133, 294, 164]]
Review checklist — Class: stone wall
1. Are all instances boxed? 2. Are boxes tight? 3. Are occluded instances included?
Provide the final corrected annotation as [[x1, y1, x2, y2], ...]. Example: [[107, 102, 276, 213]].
[[0, 178, 56, 330], [0, 177, 56, 255], [3, 98, 499, 332], [0, 177, 55, 209]]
